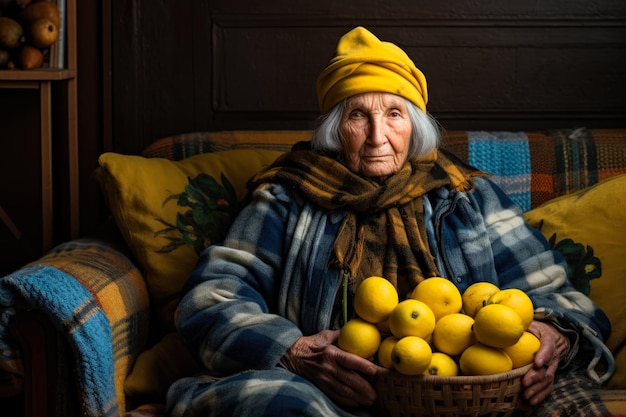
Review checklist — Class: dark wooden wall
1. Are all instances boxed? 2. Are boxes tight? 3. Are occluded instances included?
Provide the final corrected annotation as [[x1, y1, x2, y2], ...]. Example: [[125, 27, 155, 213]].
[[74, 0, 111, 238], [109, 0, 626, 156]]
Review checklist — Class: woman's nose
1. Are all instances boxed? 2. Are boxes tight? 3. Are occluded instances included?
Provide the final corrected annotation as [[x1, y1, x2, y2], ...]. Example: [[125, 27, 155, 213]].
[[367, 119, 387, 145]]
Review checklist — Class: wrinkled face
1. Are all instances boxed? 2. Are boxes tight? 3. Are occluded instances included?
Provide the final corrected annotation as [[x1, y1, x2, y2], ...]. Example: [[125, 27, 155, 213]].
[[339, 92, 412, 181]]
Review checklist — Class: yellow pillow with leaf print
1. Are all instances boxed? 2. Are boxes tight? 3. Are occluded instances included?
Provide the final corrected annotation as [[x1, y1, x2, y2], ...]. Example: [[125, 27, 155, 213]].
[[525, 174, 626, 389], [97, 149, 283, 333]]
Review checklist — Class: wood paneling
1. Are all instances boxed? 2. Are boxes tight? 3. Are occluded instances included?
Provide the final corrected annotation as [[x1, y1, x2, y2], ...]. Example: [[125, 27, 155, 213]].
[[111, 0, 626, 155], [76, 0, 112, 236], [0, 91, 42, 276], [112, 0, 210, 154]]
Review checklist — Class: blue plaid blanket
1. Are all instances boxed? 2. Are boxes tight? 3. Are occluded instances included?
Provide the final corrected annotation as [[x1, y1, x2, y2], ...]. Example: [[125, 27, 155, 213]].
[[0, 264, 120, 416], [0, 239, 149, 416]]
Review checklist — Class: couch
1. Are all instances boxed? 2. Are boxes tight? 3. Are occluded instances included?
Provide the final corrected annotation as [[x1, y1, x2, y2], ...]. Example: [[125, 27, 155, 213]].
[[1, 127, 626, 417]]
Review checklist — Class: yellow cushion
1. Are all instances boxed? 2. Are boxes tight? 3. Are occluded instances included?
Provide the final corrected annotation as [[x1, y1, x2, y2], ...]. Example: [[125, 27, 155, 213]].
[[97, 149, 283, 333], [525, 174, 626, 389], [124, 332, 202, 399]]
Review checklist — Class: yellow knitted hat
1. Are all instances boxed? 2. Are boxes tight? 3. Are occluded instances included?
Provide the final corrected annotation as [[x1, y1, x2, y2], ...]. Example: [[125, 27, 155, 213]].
[[316, 26, 428, 114]]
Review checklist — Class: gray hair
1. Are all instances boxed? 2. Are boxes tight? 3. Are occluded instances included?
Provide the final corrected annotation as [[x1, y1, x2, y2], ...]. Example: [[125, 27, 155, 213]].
[[310, 98, 441, 159]]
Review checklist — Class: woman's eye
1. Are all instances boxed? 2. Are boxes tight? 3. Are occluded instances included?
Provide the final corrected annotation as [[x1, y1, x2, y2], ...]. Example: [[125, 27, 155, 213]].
[[350, 111, 364, 118]]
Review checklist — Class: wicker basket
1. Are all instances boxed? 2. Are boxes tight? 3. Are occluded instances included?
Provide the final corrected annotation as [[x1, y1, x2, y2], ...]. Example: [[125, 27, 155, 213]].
[[372, 364, 533, 417]]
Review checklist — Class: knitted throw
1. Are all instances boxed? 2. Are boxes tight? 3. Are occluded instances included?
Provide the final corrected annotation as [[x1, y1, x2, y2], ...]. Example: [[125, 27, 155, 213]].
[[248, 145, 485, 297]]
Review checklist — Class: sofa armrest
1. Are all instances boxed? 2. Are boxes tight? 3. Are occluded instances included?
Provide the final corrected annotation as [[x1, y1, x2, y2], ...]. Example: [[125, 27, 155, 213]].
[[9, 310, 78, 417], [0, 237, 150, 416]]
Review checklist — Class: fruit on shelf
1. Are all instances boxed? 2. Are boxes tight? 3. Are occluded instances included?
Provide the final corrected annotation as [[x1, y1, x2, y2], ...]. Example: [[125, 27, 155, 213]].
[[0, 16, 24, 49], [0, 0, 62, 70], [18, 43, 42, 69], [27, 17, 57, 48], [16, 0, 33, 8], [20, 0, 60, 28]]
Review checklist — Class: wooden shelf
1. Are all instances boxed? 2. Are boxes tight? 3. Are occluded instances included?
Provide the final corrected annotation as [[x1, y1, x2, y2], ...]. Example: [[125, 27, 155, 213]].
[[0, 0, 78, 268], [0, 69, 76, 81]]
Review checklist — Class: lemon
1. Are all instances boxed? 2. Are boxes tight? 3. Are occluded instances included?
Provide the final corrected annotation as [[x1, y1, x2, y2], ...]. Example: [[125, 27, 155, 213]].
[[432, 313, 476, 356], [391, 336, 432, 375], [410, 277, 462, 321], [472, 303, 525, 348], [338, 318, 381, 359], [389, 299, 436, 339], [423, 352, 459, 376], [377, 335, 399, 369], [354, 276, 399, 324], [461, 282, 500, 318], [503, 331, 541, 368], [487, 288, 534, 330], [459, 343, 513, 375]]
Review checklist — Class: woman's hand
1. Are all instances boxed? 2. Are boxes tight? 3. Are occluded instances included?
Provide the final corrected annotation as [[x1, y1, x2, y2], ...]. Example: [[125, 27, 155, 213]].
[[522, 320, 570, 406], [281, 329, 378, 408]]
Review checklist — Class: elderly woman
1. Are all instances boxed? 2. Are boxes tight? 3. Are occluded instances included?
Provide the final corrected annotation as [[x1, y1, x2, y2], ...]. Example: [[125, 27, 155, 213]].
[[167, 27, 613, 417]]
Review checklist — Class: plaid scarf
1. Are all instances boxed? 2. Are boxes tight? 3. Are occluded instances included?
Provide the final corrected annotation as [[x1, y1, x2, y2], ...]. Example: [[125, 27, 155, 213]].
[[249, 143, 485, 297]]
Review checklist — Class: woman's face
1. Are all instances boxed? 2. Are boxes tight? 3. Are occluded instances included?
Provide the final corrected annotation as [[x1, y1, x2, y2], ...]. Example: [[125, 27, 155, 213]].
[[339, 92, 412, 180]]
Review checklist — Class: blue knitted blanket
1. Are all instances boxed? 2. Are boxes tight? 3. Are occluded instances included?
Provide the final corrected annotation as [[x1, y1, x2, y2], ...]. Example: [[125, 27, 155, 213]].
[[0, 239, 149, 417], [0, 264, 120, 416]]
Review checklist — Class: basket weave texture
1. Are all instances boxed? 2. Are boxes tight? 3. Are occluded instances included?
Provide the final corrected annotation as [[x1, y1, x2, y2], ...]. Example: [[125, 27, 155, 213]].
[[373, 364, 533, 417]]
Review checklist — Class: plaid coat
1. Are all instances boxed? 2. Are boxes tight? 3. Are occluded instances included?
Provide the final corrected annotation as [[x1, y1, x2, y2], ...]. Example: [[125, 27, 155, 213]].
[[168, 176, 613, 417]]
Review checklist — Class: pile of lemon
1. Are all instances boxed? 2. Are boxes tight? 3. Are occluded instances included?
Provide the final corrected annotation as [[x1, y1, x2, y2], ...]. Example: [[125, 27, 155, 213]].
[[338, 276, 541, 376]]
